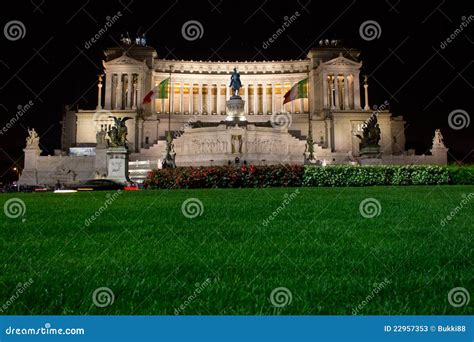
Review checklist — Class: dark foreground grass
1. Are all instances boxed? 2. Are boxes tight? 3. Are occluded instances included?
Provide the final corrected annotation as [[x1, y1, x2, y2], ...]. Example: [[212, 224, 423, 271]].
[[0, 186, 473, 315]]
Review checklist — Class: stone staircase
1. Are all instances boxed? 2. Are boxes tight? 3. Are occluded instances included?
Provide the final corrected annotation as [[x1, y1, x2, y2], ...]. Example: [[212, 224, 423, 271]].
[[288, 130, 307, 140], [128, 160, 159, 183]]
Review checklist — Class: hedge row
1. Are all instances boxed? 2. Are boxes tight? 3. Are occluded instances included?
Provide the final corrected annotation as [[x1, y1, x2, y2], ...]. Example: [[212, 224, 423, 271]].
[[145, 165, 303, 189], [144, 165, 474, 189], [303, 165, 451, 186]]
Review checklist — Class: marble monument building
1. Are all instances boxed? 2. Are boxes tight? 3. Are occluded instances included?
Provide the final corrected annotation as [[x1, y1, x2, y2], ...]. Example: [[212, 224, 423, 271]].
[[19, 41, 448, 185]]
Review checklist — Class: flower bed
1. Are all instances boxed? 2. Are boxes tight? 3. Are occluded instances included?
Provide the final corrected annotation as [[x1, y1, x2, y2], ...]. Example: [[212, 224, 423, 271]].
[[145, 165, 304, 189]]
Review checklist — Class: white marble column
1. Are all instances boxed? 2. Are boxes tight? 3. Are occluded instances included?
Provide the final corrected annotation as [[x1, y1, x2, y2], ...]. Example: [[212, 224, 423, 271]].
[[363, 76, 370, 111], [217, 84, 222, 115], [207, 84, 212, 114], [97, 79, 102, 110], [110, 74, 116, 110], [161, 82, 165, 113], [253, 83, 258, 114], [300, 98, 304, 114], [189, 84, 194, 114], [132, 75, 138, 109], [137, 74, 143, 109], [322, 73, 328, 109], [104, 73, 111, 110], [263, 84, 268, 114], [179, 83, 184, 113], [271, 83, 276, 114], [354, 73, 361, 110], [244, 84, 249, 114], [334, 75, 339, 110], [198, 83, 203, 114], [126, 73, 132, 109], [225, 84, 229, 114], [116, 73, 123, 110], [344, 74, 350, 110]]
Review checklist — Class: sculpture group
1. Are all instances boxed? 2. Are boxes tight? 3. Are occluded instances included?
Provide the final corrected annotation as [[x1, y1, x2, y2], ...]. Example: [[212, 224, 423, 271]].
[[356, 113, 381, 149], [107, 116, 132, 147]]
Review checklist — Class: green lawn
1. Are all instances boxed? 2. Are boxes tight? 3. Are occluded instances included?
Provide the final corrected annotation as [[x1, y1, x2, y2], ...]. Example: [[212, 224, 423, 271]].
[[0, 186, 473, 315]]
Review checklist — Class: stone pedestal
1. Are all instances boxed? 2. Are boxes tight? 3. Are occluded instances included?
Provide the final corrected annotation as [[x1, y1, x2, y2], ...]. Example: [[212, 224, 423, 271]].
[[359, 146, 382, 165], [430, 129, 448, 165], [360, 158, 383, 165], [94, 147, 107, 178], [106, 146, 130, 183], [225, 96, 246, 122], [359, 146, 381, 159], [430, 147, 448, 165], [19, 146, 42, 185]]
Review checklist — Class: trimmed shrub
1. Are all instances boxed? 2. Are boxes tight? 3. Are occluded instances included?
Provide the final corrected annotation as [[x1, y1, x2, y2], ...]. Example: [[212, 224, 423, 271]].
[[144, 165, 304, 189], [447, 165, 474, 185], [303, 165, 450, 187]]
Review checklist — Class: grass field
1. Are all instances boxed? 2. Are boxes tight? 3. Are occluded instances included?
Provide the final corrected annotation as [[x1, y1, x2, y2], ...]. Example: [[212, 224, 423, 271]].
[[0, 186, 473, 315]]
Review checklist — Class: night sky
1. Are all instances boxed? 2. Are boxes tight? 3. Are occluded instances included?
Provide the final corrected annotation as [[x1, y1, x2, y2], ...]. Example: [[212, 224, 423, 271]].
[[0, 0, 473, 181]]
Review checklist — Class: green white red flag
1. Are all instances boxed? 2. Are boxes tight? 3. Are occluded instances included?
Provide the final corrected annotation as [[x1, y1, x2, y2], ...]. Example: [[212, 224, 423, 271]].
[[283, 78, 308, 104], [143, 78, 170, 104]]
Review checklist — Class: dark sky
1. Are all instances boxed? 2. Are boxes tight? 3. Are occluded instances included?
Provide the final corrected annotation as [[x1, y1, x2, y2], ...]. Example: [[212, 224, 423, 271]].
[[0, 0, 473, 181]]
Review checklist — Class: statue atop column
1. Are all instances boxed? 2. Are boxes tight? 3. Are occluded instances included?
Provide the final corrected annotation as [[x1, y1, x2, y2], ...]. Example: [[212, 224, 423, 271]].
[[225, 68, 246, 123], [26, 128, 40, 147], [432, 129, 446, 149], [229, 68, 242, 97]]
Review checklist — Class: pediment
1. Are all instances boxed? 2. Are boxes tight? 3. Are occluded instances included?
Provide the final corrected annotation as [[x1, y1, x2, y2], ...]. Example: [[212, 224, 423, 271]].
[[106, 54, 144, 66], [323, 55, 362, 67]]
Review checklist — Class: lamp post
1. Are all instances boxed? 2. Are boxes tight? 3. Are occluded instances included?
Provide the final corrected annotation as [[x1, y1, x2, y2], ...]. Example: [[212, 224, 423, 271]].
[[12, 167, 20, 179]]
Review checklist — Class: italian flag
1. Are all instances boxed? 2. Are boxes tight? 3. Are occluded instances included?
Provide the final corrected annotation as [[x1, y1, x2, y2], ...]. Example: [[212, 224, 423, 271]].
[[143, 78, 170, 104], [283, 78, 308, 104]]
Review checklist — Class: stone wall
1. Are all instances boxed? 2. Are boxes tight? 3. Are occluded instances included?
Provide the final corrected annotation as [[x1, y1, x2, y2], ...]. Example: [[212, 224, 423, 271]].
[[20, 154, 96, 186]]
